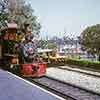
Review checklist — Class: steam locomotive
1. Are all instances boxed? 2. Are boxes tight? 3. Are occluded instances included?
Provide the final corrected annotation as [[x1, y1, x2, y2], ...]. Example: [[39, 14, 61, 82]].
[[0, 22, 46, 77]]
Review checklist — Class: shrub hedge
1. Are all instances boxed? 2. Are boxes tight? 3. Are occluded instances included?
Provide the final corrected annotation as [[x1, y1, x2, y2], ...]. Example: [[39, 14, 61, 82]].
[[45, 57, 100, 70], [65, 59, 100, 70]]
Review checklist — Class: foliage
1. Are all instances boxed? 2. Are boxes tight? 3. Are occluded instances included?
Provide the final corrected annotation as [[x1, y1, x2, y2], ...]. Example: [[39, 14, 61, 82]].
[[46, 56, 100, 70], [46, 42, 57, 49], [65, 58, 100, 70], [38, 39, 48, 49], [38, 39, 57, 49], [0, 0, 41, 36], [80, 24, 100, 55]]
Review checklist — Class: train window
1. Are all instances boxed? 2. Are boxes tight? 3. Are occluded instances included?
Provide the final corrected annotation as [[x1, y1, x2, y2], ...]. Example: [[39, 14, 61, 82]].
[[8, 33, 16, 40], [3, 31, 16, 41], [3, 32, 9, 40]]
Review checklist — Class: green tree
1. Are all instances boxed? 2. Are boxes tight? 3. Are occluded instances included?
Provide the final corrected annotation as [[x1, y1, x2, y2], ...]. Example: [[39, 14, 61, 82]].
[[46, 42, 57, 49], [38, 39, 47, 49], [0, 0, 41, 36], [39, 39, 57, 49], [80, 24, 100, 60]]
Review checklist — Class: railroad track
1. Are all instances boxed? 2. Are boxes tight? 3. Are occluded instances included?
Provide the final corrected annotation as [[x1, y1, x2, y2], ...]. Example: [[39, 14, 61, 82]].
[[25, 76, 100, 100]]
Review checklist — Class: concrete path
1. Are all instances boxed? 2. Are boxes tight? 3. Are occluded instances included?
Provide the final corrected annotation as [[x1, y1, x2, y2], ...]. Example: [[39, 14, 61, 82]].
[[0, 69, 64, 100]]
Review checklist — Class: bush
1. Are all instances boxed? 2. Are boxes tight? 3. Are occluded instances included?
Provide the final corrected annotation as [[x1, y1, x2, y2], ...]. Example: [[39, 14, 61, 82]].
[[46, 57, 100, 70], [65, 58, 100, 70]]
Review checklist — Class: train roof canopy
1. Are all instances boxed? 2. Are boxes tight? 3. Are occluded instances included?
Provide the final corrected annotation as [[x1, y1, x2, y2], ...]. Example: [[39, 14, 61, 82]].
[[0, 22, 18, 32]]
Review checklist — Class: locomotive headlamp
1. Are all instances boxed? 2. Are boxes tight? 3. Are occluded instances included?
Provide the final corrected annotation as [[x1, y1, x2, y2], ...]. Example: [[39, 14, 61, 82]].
[[25, 34, 33, 41]]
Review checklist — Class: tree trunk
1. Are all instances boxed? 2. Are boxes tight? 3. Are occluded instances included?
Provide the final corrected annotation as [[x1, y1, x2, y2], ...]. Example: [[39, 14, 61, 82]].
[[98, 55, 100, 61]]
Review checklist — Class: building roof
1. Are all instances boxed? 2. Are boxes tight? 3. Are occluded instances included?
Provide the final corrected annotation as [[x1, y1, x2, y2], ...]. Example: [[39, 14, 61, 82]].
[[38, 48, 53, 53]]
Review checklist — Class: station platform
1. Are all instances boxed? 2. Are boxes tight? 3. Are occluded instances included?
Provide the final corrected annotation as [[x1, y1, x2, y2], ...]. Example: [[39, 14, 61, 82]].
[[0, 69, 64, 100]]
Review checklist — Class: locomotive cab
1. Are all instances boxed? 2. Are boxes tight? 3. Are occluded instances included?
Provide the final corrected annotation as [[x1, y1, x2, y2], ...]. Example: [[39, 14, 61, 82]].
[[0, 23, 19, 68]]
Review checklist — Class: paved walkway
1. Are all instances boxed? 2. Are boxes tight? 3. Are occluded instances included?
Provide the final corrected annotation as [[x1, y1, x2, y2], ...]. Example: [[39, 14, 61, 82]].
[[0, 69, 63, 100]]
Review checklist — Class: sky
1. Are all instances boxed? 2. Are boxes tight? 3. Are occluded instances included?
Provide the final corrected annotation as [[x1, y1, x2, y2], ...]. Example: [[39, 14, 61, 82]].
[[27, 0, 100, 38]]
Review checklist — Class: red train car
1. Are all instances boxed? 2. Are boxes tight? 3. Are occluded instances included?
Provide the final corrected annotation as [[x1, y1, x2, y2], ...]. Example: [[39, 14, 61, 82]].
[[21, 63, 46, 77]]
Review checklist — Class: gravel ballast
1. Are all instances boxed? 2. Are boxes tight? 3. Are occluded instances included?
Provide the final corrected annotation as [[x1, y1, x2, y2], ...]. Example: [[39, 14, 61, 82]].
[[46, 67, 100, 94]]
